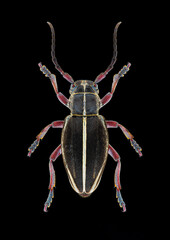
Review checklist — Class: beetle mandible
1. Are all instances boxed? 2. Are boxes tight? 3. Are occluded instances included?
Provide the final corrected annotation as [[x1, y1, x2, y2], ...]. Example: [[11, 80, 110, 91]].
[[28, 21, 142, 212]]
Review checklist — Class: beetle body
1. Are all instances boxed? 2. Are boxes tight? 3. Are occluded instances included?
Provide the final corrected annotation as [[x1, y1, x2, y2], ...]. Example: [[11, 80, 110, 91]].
[[61, 80, 109, 197], [28, 22, 142, 212]]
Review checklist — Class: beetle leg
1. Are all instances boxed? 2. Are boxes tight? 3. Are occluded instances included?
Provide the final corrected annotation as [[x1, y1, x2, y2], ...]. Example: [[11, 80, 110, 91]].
[[106, 121, 142, 157], [28, 121, 64, 157], [38, 63, 69, 107], [118, 124, 142, 157], [108, 144, 126, 212], [100, 63, 131, 108], [44, 144, 62, 212]]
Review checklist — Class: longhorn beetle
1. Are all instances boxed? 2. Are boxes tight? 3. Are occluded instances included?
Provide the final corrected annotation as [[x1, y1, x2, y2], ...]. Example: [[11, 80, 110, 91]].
[[28, 21, 142, 212]]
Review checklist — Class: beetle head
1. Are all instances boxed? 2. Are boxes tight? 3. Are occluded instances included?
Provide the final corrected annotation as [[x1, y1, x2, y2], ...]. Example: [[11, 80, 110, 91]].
[[69, 80, 99, 95]]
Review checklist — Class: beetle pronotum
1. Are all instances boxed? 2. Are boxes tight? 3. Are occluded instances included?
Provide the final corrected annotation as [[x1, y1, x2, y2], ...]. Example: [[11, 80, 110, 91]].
[[28, 21, 142, 212]]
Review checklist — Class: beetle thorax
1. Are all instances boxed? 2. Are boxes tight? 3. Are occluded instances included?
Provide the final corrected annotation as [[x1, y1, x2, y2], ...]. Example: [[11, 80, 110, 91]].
[[69, 80, 100, 117]]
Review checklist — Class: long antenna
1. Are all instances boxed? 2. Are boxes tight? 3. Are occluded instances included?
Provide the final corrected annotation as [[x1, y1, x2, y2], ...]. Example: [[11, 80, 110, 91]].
[[94, 22, 122, 83], [47, 22, 74, 83]]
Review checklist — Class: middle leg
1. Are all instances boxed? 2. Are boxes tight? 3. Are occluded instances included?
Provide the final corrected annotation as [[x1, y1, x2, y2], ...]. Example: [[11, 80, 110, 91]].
[[106, 121, 142, 157], [108, 144, 126, 212], [28, 120, 64, 157]]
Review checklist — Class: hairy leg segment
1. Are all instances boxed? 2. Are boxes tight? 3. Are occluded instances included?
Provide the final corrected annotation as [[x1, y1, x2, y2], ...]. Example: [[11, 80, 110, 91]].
[[44, 144, 62, 212], [28, 121, 64, 157], [108, 144, 126, 212], [106, 121, 142, 157]]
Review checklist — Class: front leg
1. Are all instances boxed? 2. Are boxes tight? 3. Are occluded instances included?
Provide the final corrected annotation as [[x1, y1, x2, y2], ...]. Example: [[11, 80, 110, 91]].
[[28, 121, 64, 157], [38, 63, 69, 107], [100, 63, 131, 107], [106, 121, 142, 157]]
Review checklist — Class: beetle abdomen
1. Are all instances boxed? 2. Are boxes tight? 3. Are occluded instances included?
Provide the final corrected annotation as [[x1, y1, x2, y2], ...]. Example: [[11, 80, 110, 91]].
[[61, 115, 109, 196]]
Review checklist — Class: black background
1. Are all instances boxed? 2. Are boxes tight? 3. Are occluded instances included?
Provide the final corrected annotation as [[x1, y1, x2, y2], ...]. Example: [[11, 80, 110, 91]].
[[12, 2, 154, 239]]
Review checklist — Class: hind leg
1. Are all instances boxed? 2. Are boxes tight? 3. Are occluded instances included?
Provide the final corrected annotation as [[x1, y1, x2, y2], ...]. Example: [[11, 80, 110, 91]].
[[108, 144, 126, 212], [44, 144, 62, 212]]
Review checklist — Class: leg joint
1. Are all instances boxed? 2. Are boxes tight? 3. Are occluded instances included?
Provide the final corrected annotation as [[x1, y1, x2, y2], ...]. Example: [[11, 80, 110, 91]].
[[106, 120, 118, 128], [52, 121, 64, 128]]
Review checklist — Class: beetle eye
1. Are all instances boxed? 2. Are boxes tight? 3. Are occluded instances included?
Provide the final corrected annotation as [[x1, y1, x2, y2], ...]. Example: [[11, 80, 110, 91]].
[[93, 83, 98, 89], [70, 83, 77, 94], [70, 84, 75, 89]]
